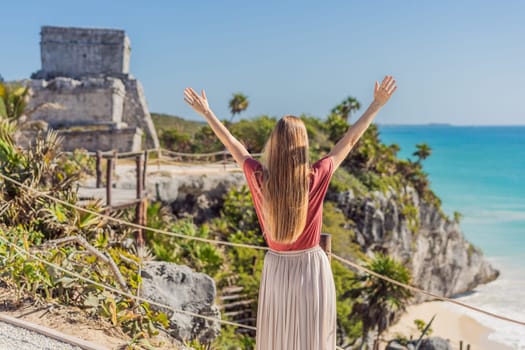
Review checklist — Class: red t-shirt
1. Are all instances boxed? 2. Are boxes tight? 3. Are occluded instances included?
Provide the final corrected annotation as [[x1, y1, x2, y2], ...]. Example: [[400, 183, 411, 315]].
[[242, 156, 335, 251]]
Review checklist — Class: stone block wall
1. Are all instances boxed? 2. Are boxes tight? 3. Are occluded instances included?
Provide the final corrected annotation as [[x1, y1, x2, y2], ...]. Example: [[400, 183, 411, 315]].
[[21, 26, 159, 152], [29, 77, 126, 128], [38, 26, 130, 79], [59, 127, 143, 152]]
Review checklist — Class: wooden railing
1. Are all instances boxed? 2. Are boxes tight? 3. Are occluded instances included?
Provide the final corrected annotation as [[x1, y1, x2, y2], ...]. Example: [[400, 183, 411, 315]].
[[94, 150, 149, 246]]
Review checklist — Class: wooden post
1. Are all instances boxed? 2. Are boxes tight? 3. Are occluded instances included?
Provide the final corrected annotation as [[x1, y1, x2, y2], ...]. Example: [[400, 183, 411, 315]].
[[135, 153, 145, 246], [96, 150, 102, 188], [320, 233, 331, 261], [112, 150, 117, 173], [106, 158, 113, 207], [466, 345, 470, 350], [155, 183, 161, 201], [460, 341, 463, 350], [223, 149, 226, 171]]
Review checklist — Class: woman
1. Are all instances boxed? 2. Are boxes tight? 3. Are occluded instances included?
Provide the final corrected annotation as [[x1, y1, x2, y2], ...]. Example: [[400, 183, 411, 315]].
[[184, 76, 397, 349]]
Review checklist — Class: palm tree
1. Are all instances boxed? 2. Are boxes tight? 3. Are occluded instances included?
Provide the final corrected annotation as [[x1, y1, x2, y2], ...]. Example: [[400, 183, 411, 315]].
[[412, 143, 432, 164], [331, 96, 361, 122], [228, 93, 249, 122], [346, 253, 413, 350]]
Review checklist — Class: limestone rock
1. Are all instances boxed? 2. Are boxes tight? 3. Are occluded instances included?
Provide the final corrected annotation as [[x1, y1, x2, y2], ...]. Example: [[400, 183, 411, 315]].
[[418, 337, 453, 350], [386, 337, 452, 350], [335, 185, 499, 301], [115, 166, 247, 223], [140, 261, 221, 343]]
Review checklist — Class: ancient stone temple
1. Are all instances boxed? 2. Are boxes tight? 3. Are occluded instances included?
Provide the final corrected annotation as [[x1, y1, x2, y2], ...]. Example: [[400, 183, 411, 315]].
[[27, 26, 159, 152]]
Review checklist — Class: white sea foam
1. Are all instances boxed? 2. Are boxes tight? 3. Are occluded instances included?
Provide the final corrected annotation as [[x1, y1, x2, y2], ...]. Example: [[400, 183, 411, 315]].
[[446, 257, 525, 349]]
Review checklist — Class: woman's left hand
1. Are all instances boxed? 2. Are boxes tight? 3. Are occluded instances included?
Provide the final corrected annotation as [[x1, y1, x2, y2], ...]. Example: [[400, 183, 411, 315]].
[[184, 87, 211, 117]]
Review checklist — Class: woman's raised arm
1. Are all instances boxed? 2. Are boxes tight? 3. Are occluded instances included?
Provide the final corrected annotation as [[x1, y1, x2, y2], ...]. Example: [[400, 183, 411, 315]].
[[327, 75, 397, 170], [184, 87, 251, 167]]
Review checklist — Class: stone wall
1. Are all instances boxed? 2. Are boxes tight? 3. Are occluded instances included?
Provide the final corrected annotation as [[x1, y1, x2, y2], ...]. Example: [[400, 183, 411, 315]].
[[29, 77, 126, 127], [59, 127, 143, 152], [37, 26, 130, 79], [23, 26, 160, 152], [122, 79, 159, 150]]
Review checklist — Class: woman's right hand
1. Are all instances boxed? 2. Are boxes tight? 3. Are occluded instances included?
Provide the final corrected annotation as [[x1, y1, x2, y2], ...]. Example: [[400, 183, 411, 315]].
[[184, 87, 211, 117], [373, 75, 397, 107]]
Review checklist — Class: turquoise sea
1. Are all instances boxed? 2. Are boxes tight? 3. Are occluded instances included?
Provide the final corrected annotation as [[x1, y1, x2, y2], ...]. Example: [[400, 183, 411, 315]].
[[378, 125, 525, 349]]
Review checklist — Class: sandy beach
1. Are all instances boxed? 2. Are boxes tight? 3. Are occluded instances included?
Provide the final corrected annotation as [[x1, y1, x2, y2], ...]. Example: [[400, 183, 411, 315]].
[[383, 301, 513, 350]]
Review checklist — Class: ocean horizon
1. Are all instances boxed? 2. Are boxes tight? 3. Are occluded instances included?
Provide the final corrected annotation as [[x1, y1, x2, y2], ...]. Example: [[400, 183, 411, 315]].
[[378, 124, 525, 349]]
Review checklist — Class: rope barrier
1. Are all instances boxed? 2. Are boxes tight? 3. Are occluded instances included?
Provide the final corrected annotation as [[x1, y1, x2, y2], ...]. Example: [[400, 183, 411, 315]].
[[0, 173, 268, 251], [0, 235, 256, 332], [332, 254, 525, 327], [1, 171, 524, 330], [0, 235, 346, 349]]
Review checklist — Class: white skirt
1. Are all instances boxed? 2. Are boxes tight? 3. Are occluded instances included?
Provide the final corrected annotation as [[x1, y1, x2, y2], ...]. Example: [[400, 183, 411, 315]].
[[256, 245, 337, 350]]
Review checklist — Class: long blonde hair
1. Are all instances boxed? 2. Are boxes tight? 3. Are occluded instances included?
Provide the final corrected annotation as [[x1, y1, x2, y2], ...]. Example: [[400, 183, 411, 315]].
[[261, 115, 310, 243]]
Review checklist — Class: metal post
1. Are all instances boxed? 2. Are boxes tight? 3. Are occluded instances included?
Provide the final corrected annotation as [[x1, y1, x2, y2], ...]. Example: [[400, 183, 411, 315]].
[[320, 233, 332, 261]]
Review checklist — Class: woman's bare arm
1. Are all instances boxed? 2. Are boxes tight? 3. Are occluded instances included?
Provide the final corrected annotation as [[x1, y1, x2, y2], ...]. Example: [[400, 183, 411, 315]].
[[184, 88, 251, 167], [327, 75, 397, 170]]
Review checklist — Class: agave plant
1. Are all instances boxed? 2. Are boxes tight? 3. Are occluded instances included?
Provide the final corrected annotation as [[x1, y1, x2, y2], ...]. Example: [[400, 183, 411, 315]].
[[0, 83, 29, 122]]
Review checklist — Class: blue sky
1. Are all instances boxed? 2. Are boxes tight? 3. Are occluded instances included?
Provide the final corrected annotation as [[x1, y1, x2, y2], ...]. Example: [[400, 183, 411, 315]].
[[1, 0, 524, 125]]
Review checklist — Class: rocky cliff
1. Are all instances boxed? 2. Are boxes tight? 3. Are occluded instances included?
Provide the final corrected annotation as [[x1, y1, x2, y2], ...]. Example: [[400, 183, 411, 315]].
[[333, 185, 499, 301]]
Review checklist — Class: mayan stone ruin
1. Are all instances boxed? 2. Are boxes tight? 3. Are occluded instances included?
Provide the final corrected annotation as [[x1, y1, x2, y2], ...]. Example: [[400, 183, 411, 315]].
[[26, 26, 159, 152]]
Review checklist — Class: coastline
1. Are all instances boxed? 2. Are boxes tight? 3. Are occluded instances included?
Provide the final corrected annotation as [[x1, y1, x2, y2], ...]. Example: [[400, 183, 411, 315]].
[[383, 301, 513, 350]]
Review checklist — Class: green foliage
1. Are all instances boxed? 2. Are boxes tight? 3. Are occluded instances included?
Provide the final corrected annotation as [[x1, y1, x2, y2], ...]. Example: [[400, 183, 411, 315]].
[[193, 125, 224, 153], [56, 148, 96, 179], [400, 203, 420, 233], [151, 112, 204, 135], [331, 96, 361, 122], [413, 143, 432, 163], [331, 260, 362, 343], [329, 168, 368, 195], [347, 253, 413, 348], [0, 117, 169, 344], [300, 114, 332, 158], [211, 324, 256, 349], [0, 226, 169, 344], [453, 211, 463, 223], [322, 202, 365, 261], [0, 82, 30, 121], [147, 219, 224, 277], [325, 114, 349, 143], [158, 128, 193, 152], [229, 93, 249, 122], [230, 115, 275, 153], [414, 318, 433, 336]]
